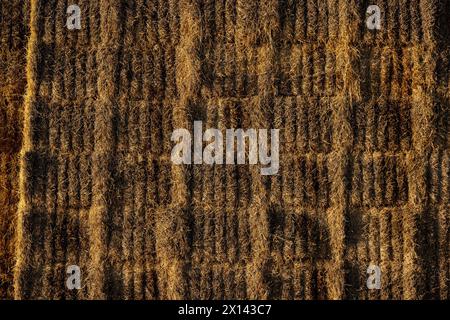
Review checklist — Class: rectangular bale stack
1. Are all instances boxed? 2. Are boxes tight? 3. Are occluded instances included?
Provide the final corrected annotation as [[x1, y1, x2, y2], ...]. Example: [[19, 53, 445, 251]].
[[8, 0, 450, 299]]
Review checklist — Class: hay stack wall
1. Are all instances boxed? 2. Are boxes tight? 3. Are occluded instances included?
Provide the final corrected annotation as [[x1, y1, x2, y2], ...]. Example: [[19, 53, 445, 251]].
[[1, 0, 449, 299]]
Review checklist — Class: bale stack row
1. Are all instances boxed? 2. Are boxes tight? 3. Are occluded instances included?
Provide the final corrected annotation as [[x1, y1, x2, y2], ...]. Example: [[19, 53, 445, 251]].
[[0, 0, 29, 299]]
